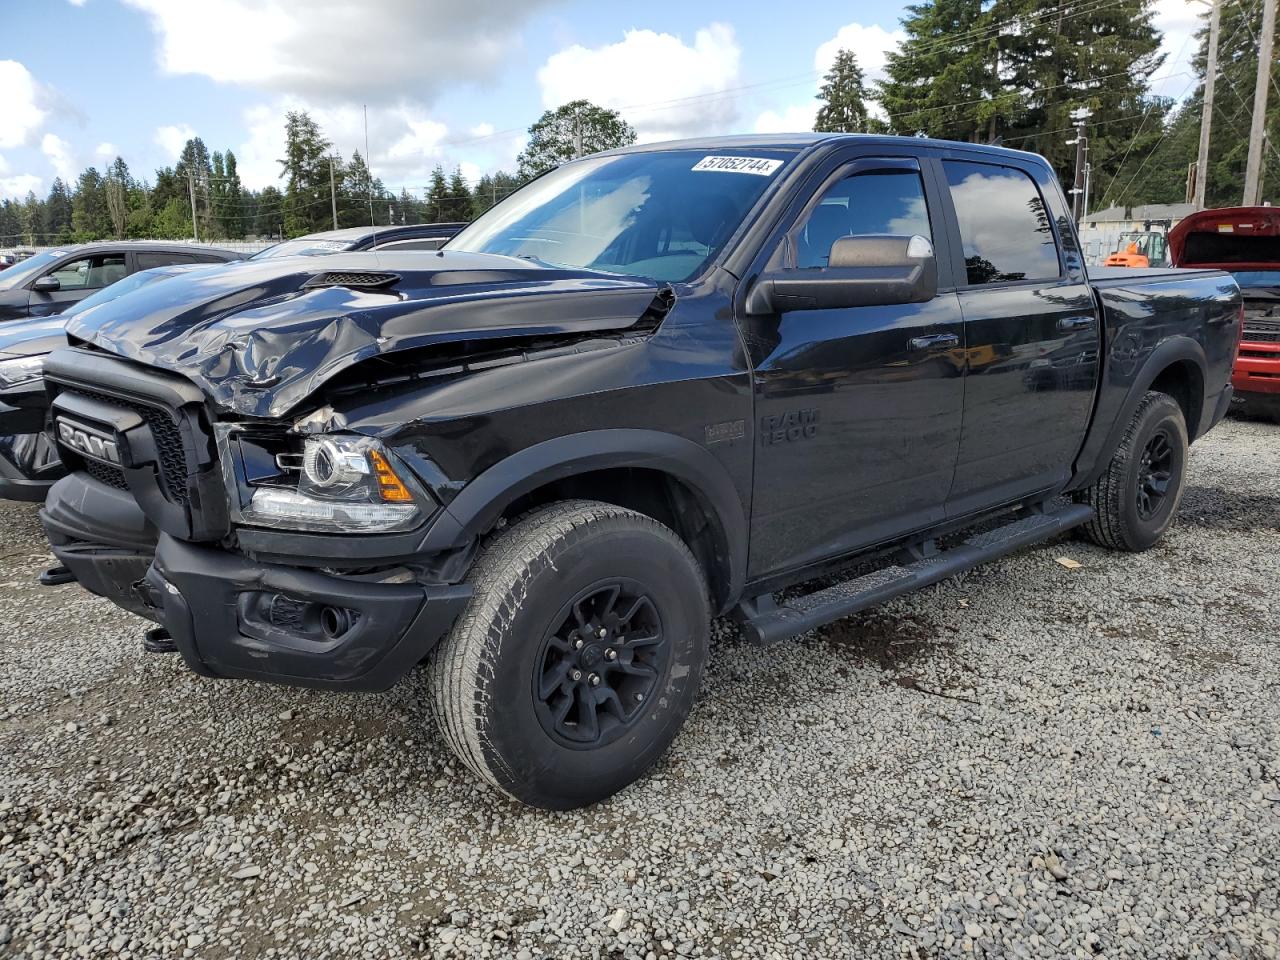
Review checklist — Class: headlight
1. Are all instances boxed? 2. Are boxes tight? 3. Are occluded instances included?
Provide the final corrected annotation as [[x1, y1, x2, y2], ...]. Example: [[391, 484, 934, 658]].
[[240, 435, 428, 533], [0, 355, 45, 388]]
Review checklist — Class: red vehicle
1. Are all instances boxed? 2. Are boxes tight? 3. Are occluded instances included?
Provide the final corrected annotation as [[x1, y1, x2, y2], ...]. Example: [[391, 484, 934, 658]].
[[1170, 207, 1280, 421]]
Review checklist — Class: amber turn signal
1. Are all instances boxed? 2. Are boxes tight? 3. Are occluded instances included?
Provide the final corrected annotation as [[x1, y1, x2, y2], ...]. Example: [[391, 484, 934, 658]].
[[368, 449, 414, 502]]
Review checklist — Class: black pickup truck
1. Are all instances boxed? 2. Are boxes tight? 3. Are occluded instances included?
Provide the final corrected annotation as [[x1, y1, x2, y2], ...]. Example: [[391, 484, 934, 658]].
[[38, 135, 1240, 809]]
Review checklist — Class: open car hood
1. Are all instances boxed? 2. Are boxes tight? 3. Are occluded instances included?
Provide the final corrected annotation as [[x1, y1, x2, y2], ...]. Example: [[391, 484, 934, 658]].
[[65, 251, 666, 418], [1168, 206, 1280, 271]]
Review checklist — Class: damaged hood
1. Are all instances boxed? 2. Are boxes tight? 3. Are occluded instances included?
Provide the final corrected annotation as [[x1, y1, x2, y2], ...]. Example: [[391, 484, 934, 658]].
[[65, 251, 664, 418]]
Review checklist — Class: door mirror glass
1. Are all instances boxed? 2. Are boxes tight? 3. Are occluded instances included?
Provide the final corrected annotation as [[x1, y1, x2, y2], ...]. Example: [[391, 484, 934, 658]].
[[32, 275, 60, 292], [747, 234, 938, 314]]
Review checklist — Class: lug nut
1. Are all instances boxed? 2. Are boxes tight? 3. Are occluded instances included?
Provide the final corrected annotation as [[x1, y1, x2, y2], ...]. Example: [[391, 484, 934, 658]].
[[573, 638, 584, 650], [588, 673, 601, 686], [570, 669, 582, 681], [597, 628, 608, 639], [604, 648, 617, 661], [634, 693, 645, 703]]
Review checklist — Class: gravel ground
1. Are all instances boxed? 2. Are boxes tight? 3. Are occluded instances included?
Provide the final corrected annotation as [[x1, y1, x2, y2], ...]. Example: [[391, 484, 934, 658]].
[[1, 416, 1277, 960]]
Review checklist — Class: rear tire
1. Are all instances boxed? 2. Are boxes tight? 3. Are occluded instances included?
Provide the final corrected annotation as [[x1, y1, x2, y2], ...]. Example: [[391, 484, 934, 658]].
[[429, 500, 709, 809], [1078, 391, 1188, 551]]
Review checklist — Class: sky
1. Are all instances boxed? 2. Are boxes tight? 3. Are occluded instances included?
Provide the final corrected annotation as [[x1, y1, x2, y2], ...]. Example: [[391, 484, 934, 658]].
[[0, 0, 1203, 203]]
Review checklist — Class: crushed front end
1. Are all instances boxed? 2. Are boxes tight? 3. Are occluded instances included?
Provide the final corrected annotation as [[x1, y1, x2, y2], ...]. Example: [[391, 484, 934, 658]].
[[39, 348, 471, 691]]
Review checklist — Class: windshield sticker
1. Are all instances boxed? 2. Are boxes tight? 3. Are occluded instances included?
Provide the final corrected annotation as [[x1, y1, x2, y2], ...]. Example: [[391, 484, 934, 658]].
[[692, 156, 783, 176]]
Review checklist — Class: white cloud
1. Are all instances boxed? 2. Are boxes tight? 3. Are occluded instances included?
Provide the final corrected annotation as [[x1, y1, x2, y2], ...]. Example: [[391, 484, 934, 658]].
[[154, 123, 196, 161], [41, 133, 77, 183], [67, 0, 89, 6], [754, 103, 818, 134], [537, 24, 742, 142], [1152, 0, 1203, 99], [123, 0, 557, 104], [752, 21, 904, 136], [95, 142, 118, 161], [0, 158, 42, 201], [0, 61, 48, 149], [814, 23, 904, 84], [235, 98, 515, 192]]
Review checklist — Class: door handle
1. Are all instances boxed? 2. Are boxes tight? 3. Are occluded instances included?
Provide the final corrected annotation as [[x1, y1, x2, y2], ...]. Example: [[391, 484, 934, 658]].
[[908, 333, 960, 352], [1057, 316, 1096, 333]]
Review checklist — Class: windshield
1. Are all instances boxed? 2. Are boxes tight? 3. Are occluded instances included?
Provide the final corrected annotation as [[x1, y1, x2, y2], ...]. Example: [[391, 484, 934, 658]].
[[447, 150, 793, 282], [249, 238, 355, 260], [0, 250, 66, 291]]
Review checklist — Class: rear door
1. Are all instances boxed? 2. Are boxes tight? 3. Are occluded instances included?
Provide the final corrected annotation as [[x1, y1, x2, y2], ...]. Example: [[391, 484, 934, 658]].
[[744, 150, 967, 578], [937, 156, 1100, 515]]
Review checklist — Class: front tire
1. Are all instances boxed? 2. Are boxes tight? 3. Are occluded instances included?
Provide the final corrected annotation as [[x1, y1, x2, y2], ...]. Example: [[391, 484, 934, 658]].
[[1079, 391, 1189, 551], [429, 500, 709, 809]]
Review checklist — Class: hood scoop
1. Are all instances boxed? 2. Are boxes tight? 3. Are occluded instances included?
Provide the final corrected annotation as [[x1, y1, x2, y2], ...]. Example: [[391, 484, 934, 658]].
[[304, 271, 401, 290]]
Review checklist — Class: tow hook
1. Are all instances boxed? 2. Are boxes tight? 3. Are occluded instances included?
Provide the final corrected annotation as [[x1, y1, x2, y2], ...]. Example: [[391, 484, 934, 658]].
[[142, 627, 178, 654], [38, 565, 76, 586]]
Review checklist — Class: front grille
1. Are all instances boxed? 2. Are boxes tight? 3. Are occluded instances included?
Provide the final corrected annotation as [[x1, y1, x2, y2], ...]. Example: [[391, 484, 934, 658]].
[[84, 458, 129, 491], [72, 389, 190, 503], [1242, 317, 1280, 343]]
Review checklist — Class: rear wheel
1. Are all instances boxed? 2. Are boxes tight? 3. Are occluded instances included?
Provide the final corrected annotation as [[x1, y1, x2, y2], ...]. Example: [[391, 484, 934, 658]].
[[1078, 391, 1189, 551], [429, 500, 709, 809]]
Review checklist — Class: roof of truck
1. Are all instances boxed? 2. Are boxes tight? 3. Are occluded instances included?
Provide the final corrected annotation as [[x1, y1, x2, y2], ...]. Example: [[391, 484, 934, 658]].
[[600, 132, 1045, 163]]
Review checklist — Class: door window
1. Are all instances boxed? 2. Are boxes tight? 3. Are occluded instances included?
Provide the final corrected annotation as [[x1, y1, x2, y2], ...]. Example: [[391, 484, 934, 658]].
[[135, 252, 196, 269], [47, 253, 128, 290], [943, 161, 1060, 285], [795, 169, 932, 268]]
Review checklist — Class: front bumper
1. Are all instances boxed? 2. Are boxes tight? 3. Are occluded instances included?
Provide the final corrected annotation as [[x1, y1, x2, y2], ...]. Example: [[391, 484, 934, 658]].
[[1232, 341, 1280, 397], [41, 474, 472, 691]]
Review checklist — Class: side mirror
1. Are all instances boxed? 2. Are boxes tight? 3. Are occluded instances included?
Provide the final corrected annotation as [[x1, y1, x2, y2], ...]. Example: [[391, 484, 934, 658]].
[[746, 234, 938, 315], [32, 275, 60, 293]]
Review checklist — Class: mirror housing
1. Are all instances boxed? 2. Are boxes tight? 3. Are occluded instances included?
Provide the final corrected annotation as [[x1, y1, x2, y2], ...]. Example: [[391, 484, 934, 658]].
[[746, 234, 937, 315], [32, 275, 60, 293]]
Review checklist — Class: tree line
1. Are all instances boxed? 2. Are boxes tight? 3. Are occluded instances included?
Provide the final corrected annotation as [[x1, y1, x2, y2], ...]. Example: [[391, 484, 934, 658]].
[[4, 0, 1272, 246], [815, 0, 1280, 211], [0, 98, 635, 246]]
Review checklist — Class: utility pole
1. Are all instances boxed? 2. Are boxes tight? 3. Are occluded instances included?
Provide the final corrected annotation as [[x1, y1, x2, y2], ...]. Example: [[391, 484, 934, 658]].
[[1195, 0, 1222, 210], [1068, 107, 1091, 221], [1244, 0, 1277, 205], [187, 169, 199, 242], [328, 156, 339, 230], [1082, 161, 1092, 225]]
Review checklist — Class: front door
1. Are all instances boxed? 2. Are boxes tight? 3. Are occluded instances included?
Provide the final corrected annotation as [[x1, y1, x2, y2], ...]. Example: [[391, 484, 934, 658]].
[[938, 158, 1101, 515], [29, 252, 129, 317], [744, 155, 966, 579]]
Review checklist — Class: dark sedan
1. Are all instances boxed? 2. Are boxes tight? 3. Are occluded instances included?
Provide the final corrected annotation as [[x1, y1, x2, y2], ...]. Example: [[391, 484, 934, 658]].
[[249, 222, 466, 260], [0, 241, 243, 322]]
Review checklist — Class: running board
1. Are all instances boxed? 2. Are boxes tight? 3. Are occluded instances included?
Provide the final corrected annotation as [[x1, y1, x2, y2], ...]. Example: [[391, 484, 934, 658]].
[[739, 503, 1094, 645]]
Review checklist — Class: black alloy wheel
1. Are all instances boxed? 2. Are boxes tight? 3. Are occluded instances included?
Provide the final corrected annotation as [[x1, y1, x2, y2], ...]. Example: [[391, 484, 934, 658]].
[[1135, 429, 1174, 520], [533, 580, 669, 749]]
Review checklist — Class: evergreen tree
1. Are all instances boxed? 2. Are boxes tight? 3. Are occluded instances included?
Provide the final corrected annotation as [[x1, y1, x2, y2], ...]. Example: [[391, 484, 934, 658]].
[[517, 100, 636, 179], [103, 157, 134, 239], [280, 111, 332, 236], [424, 165, 450, 224], [21, 192, 42, 246], [71, 168, 109, 239], [815, 50, 882, 133], [878, 0, 1008, 141], [0, 200, 22, 245], [396, 188, 421, 225], [998, 0, 1167, 207], [470, 171, 523, 218], [176, 137, 214, 238], [445, 167, 472, 221], [43, 178, 73, 241]]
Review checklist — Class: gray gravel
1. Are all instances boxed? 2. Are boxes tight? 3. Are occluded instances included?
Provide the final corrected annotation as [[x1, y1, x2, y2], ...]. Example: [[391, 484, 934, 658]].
[[2, 416, 1278, 959]]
